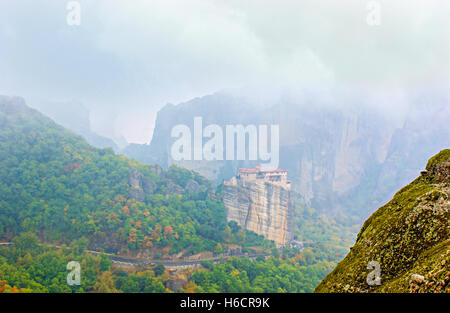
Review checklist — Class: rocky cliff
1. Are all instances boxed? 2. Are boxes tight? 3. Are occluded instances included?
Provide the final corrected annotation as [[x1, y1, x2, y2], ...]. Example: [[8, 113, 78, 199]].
[[223, 170, 293, 246], [315, 149, 450, 293], [123, 91, 450, 218]]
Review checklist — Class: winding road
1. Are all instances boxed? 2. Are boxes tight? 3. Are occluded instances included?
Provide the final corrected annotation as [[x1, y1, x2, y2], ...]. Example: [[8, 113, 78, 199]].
[[0, 241, 269, 268]]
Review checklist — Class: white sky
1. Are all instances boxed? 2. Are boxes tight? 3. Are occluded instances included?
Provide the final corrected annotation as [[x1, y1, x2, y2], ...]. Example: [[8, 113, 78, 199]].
[[0, 0, 449, 143]]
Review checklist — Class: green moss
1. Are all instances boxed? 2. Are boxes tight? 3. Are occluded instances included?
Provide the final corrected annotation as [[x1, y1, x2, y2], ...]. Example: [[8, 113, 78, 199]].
[[315, 149, 449, 293], [378, 239, 449, 292], [426, 149, 450, 171]]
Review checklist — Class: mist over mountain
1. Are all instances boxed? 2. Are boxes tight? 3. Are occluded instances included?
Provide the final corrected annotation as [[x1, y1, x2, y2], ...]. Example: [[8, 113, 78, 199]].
[[123, 88, 450, 219], [1, 1, 449, 143], [0, 94, 268, 255], [29, 99, 123, 151], [1, 0, 449, 296], [0, 95, 342, 293]]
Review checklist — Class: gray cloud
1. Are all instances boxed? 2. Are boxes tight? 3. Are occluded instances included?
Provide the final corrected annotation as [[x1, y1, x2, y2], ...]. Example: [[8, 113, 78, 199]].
[[0, 0, 449, 143]]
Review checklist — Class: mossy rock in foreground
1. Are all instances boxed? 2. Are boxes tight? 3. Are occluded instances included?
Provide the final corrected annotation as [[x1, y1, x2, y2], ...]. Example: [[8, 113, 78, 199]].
[[315, 149, 450, 293]]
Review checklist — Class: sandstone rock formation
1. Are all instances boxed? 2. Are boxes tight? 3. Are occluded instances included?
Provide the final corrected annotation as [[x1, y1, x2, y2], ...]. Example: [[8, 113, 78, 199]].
[[123, 91, 450, 218], [223, 165, 294, 246]]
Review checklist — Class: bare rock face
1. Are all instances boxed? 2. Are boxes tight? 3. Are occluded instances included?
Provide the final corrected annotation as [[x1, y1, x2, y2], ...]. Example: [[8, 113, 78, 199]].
[[223, 171, 293, 246], [166, 180, 185, 195], [128, 167, 156, 202], [125, 91, 450, 218], [185, 179, 202, 194]]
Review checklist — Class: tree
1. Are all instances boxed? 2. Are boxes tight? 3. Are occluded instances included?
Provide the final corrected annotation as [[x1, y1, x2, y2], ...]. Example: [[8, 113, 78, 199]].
[[93, 271, 119, 293], [153, 264, 165, 277], [183, 281, 199, 293], [13, 232, 39, 253], [256, 255, 265, 262], [201, 260, 213, 270], [152, 225, 162, 242], [236, 229, 246, 244], [214, 243, 223, 254], [99, 254, 111, 271], [72, 237, 89, 254], [271, 247, 280, 258], [164, 225, 173, 238]]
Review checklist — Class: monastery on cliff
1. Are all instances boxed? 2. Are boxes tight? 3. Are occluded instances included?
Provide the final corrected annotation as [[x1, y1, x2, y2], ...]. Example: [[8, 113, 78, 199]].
[[223, 164, 293, 246], [225, 164, 291, 189]]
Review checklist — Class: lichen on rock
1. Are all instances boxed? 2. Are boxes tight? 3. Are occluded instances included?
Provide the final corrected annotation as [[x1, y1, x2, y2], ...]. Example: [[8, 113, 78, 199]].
[[315, 149, 450, 293]]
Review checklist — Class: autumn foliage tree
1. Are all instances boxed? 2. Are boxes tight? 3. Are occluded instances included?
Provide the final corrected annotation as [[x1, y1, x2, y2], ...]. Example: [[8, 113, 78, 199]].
[[164, 225, 173, 238]]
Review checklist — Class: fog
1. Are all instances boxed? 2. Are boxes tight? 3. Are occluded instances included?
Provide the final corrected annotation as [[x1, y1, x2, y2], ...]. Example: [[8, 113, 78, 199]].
[[0, 0, 449, 143]]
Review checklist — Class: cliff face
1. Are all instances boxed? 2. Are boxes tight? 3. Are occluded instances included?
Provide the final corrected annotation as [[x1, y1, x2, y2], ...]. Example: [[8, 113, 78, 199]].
[[123, 91, 450, 218], [223, 174, 293, 246], [315, 149, 450, 293]]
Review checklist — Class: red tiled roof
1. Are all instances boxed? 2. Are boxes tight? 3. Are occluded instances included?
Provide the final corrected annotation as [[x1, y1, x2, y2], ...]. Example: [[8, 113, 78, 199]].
[[238, 167, 287, 174], [238, 168, 258, 173]]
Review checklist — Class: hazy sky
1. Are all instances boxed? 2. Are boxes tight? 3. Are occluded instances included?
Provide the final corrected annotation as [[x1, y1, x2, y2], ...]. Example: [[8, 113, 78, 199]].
[[0, 0, 449, 143]]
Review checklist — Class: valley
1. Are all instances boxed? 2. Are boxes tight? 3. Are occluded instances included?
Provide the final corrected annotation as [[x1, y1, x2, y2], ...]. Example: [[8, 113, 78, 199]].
[[0, 95, 342, 293], [1, 0, 448, 298], [0, 95, 447, 293]]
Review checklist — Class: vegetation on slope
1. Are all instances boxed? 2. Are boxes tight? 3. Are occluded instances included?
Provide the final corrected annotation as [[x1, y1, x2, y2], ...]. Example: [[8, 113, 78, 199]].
[[0, 232, 166, 293], [0, 96, 359, 293], [189, 245, 336, 293], [0, 232, 337, 293], [0, 96, 270, 257], [315, 149, 449, 293]]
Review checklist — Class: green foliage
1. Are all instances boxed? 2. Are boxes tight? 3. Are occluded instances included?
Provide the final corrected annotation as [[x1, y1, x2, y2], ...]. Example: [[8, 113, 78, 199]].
[[191, 256, 335, 293], [292, 199, 359, 265], [166, 165, 209, 189], [0, 102, 267, 256], [426, 148, 450, 171], [214, 243, 223, 254], [115, 271, 165, 293], [0, 101, 366, 293], [0, 241, 167, 293], [13, 232, 39, 253], [99, 253, 111, 271], [153, 264, 165, 277], [1, 240, 99, 292]]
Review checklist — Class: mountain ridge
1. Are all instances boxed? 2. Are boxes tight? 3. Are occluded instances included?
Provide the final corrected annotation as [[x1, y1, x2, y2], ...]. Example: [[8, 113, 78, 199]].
[[123, 91, 450, 219], [0, 95, 271, 257]]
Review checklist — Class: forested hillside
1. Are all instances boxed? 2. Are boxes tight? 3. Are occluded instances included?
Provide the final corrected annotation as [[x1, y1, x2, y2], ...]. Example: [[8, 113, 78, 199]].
[[0, 232, 335, 293], [0, 96, 352, 293], [0, 96, 270, 256]]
